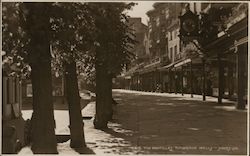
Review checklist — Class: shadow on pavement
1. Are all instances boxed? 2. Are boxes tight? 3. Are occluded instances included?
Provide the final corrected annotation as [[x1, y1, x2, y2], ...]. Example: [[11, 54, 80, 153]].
[[74, 146, 95, 154], [104, 91, 247, 155], [22, 98, 91, 110]]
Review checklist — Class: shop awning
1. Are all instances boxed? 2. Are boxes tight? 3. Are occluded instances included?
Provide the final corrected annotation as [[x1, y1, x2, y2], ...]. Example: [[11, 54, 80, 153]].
[[139, 61, 161, 74], [158, 63, 174, 71], [139, 67, 157, 74], [174, 58, 191, 68]]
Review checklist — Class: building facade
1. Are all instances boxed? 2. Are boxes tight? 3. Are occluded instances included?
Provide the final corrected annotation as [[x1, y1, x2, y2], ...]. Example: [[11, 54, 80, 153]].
[[120, 17, 149, 90], [121, 2, 248, 109]]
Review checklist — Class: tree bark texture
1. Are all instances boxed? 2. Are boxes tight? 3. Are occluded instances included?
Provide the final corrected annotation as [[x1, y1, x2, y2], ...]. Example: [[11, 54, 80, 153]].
[[106, 74, 113, 121], [25, 3, 58, 153], [64, 61, 86, 148], [94, 64, 113, 129], [30, 54, 58, 154]]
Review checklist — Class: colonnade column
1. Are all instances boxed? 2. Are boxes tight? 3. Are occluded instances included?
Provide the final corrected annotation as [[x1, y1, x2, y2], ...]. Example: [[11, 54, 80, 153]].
[[190, 61, 193, 98], [218, 54, 224, 104], [202, 58, 206, 101], [236, 44, 246, 109]]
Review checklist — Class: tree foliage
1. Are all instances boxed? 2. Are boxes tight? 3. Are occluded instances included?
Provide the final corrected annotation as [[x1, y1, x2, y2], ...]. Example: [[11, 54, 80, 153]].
[[88, 3, 136, 129], [89, 2, 136, 77], [2, 3, 30, 77], [3, 2, 136, 79], [199, 6, 233, 46], [2, 1, 136, 136], [49, 3, 96, 76]]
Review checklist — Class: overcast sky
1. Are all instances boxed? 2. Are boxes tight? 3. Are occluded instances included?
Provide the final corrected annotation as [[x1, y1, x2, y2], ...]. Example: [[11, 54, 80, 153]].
[[126, 1, 155, 25]]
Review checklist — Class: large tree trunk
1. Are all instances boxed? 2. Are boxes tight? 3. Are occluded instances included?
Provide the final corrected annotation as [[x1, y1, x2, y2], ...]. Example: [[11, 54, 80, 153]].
[[94, 64, 109, 129], [25, 3, 58, 154], [64, 61, 86, 148], [30, 52, 58, 154]]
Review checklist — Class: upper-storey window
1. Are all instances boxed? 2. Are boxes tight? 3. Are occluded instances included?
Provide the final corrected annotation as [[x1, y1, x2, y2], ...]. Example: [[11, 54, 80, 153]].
[[156, 17, 160, 27], [174, 45, 178, 55], [165, 9, 169, 19], [161, 9, 165, 14], [169, 31, 173, 41], [170, 47, 173, 61], [173, 30, 177, 39], [176, 29, 180, 37], [148, 22, 152, 33]]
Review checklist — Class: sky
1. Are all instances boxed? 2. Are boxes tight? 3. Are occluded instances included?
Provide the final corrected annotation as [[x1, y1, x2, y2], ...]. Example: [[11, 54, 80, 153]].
[[126, 1, 155, 25]]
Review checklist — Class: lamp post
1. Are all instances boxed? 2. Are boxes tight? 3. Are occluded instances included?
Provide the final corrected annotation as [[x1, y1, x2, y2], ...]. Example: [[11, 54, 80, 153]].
[[179, 5, 205, 100]]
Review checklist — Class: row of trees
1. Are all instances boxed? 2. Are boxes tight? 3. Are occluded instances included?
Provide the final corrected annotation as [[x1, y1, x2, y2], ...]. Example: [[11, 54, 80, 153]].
[[2, 2, 136, 154]]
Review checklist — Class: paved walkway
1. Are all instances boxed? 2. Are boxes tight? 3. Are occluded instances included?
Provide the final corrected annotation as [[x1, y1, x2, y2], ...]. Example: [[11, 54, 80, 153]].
[[20, 89, 247, 155], [86, 89, 247, 155]]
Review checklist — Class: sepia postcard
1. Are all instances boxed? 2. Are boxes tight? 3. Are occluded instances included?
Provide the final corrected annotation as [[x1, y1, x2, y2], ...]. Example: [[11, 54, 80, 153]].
[[1, 0, 249, 155]]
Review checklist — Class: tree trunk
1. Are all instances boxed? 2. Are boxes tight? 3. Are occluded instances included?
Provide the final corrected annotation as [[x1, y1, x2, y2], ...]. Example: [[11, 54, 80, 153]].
[[106, 74, 113, 121], [30, 56, 58, 154], [25, 3, 58, 153], [64, 61, 86, 148], [94, 64, 109, 129]]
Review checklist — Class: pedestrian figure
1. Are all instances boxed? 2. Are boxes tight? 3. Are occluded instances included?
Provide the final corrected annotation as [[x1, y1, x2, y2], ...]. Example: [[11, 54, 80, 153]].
[[156, 83, 162, 93]]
